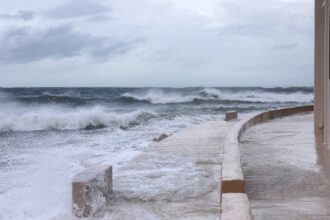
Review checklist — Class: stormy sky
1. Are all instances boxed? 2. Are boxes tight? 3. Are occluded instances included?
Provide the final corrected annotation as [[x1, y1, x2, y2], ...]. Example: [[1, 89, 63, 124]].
[[0, 0, 313, 87]]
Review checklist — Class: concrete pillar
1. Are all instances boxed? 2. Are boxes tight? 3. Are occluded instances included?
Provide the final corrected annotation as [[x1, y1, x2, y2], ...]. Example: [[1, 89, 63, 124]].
[[72, 165, 112, 217], [322, 0, 330, 148], [315, 0, 325, 133], [225, 111, 238, 121]]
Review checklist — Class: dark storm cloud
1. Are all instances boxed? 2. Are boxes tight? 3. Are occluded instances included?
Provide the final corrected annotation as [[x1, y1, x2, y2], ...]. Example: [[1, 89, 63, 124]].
[[46, 0, 109, 19], [0, 10, 34, 21], [0, 25, 142, 63], [272, 43, 298, 51]]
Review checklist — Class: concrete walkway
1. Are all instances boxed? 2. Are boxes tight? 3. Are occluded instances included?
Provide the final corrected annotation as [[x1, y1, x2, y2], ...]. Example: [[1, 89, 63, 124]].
[[241, 113, 330, 220], [99, 120, 233, 220]]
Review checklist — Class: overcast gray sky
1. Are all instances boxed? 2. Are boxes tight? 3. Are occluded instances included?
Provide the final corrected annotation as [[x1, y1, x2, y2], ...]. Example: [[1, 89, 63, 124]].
[[0, 0, 313, 87]]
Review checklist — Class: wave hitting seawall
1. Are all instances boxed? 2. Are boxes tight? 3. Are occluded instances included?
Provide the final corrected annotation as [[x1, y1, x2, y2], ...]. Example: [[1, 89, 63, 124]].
[[0, 87, 313, 220], [0, 87, 313, 132]]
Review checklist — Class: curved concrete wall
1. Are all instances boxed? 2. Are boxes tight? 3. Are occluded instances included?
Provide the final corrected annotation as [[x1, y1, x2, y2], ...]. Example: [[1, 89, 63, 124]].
[[220, 105, 313, 220], [221, 105, 313, 193], [239, 106, 314, 139]]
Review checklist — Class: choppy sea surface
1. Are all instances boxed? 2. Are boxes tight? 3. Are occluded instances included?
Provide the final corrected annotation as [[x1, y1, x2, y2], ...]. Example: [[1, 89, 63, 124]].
[[0, 87, 313, 220]]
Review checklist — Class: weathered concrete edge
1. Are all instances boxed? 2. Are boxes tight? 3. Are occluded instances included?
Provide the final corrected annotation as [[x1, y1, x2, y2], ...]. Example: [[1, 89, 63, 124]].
[[221, 193, 252, 220], [220, 105, 313, 219], [72, 165, 112, 218]]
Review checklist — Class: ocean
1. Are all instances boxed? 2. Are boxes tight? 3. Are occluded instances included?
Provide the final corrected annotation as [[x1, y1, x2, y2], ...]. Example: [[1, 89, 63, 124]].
[[0, 87, 313, 219]]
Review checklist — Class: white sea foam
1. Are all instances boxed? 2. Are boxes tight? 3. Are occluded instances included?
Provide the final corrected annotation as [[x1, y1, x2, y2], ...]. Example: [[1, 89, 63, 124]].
[[0, 101, 223, 220], [114, 152, 216, 202], [81, 152, 218, 219], [0, 130, 151, 220], [206, 89, 313, 103], [95, 203, 162, 220], [121, 88, 313, 104], [0, 105, 158, 132], [121, 89, 200, 104]]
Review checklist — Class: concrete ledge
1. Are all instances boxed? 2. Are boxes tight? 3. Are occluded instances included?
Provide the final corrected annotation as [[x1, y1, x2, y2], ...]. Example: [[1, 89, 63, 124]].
[[221, 193, 252, 220], [72, 165, 112, 217], [240, 105, 314, 136], [225, 111, 238, 121], [222, 113, 257, 193]]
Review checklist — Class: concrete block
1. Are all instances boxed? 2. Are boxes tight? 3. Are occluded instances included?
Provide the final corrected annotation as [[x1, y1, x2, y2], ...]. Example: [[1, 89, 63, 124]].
[[154, 133, 169, 142], [221, 193, 252, 220], [225, 111, 238, 121], [72, 165, 112, 217], [221, 179, 244, 193]]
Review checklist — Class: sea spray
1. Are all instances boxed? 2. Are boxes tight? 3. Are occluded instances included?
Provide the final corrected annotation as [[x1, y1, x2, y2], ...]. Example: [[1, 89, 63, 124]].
[[120, 87, 313, 104], [0, 105, 158, 132], [0, 87, 313, 220], [114, 152, 215, 202]]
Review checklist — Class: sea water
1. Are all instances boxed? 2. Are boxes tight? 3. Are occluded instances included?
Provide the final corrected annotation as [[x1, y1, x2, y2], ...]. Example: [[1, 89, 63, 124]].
[[0, 87, 313, 220]]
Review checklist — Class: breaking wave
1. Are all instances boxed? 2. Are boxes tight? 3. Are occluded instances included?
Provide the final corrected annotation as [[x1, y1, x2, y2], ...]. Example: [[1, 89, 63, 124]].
[[120, 90, 200, 104], [0, 106, 158, 132], [1, 87, 313, 106], [0, 87, 313, 132], [120, 88, 313, 104]]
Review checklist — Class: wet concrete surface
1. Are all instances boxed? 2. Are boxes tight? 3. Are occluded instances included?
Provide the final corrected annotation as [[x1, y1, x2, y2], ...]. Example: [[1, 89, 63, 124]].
[[96, 120, 234, 220], [241, 113, 330, 220]]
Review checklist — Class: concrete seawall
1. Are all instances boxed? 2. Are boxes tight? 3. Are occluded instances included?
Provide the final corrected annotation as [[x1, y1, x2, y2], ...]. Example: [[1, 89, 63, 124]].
[[71, 105, 314, 219], [220, 105, 313, 220], [85, 120, 234, 219], [241, 112, 330, 219]]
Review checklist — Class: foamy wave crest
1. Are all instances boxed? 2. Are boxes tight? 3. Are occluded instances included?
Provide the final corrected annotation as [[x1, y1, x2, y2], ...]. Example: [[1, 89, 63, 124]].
[[194, 88, 313, 103], [198, 88, 223, 99], [121, 90, 200, 104], [212, 89, 313, 103], [0, 106, 158, 132], [114, 152, 216, 202], [120, 88, 313, 104]]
